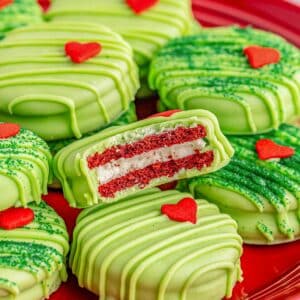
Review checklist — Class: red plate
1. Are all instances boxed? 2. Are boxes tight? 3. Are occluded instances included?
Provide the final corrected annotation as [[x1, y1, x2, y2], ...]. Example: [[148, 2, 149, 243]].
[[44, 1, 300, 299], [192, 0, 300, 47]]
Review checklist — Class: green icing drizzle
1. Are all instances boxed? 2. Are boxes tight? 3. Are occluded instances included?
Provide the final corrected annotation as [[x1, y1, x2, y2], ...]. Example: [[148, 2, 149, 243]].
[[0, 22, 139, 141], [48, 102, 137, 155], [0, 126, 52, 210], [149, 26, 300, 134], [0, 277, 18, 296], [186, 124, 300, 243], [0, 201, 69, 298], [0, 241, 63, 276], [70, 189, 242, 300], [257, 222, 274, 242], [45, 0, 193, 78]]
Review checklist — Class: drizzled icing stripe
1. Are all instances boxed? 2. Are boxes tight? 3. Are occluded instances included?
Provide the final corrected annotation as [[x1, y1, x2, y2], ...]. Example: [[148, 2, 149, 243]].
[[45, 0, 193, 75], [70, 188, 243, 300], [53, 110, 234, 207], [87, 125, 207, 168], [0, 126, 52, 210], [149, 26, 300, 134], [0, 201, 69, 299], [48, 102, 137, 155], [0, 22, 139, 141], [185, 124, 300, 244]]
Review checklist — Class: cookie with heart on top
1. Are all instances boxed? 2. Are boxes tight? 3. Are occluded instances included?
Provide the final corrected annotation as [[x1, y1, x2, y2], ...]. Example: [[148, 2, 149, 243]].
[[149, 26, 300, 134], [45, 0, 197, 98], [180, 123, 300, 245], [70, 188, 243, 300], [0, 201, 69, 300], [0, 22, 139, 141]]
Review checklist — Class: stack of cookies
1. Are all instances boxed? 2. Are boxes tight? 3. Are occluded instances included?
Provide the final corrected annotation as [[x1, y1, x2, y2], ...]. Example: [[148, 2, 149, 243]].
[[0, 1, 299, 300], [0, 123, 69, 299]]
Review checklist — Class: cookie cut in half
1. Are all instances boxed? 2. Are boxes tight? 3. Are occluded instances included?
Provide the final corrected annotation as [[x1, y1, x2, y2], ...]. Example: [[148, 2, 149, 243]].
[[182, 124, 300, 245], [70, 188, 243, 300], [0, 201, 69, 300], [149, 26, 300, 134], [0, 123, 52, 211], [47, 102, 137, 189], [54, 110, 234, 207]]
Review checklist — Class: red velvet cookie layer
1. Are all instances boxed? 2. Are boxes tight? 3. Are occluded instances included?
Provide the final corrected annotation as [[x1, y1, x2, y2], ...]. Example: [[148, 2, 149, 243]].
[[98, 150, 214, 198], [87, 125, 212, 198], [88, 125, 207, 168]]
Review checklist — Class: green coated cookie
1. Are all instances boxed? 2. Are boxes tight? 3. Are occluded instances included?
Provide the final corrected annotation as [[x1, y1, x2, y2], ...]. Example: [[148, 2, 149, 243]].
[[149, 26, 300, 134], [45, 0, 194, 95], [70, 188, 242, 300], [0, 201, 69, 300], [0, 123, 52, 211], [48, 102, 137, 155], [54, 109, 234, 207], [0, 22, 139, 141], [180, 124, 300, 244]]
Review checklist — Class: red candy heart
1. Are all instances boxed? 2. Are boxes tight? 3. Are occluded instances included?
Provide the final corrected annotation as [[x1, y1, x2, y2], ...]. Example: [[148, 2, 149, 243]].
[[65, 41, 102, 64], [0, 207, 34, 230], [37, 0, 51, 12], [0, 123, 20, 139], [148, 109, 181, 119], [256, 139, 295, 160], [161, 197, 198, 224], [244, 45, 281, 69], [0, 0, 13, 10], [126, 0, 159, 14]]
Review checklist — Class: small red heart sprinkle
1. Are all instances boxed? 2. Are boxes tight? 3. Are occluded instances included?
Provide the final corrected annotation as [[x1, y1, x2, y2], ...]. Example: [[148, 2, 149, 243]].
[[244, 45, 281, 69], [37, 0, 51, 12], [0, 0, 13, 10], [0, 207, 34, 230], [126, 0, 159, 14], [65, 41, 102, 64], [256, 139, 295, 160], [148, 109, 181, 119], [0, 123, 20, 139], [161, 197, 198, 224]]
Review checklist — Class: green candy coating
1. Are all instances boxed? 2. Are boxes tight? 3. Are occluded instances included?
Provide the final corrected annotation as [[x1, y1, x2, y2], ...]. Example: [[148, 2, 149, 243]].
[[0, 125, 52, 211], [149, 26, 300, 134], [48, 103, 137, 189], [181, 124, 300, 244], [0, 201, 69, 300], [0, 0, 42, 40], [45, 0, 194, 94], [53, 109, 234, 207], [0, 22, 139, 141], [48, 102, 137, 155], [70, 188, 242, 300]]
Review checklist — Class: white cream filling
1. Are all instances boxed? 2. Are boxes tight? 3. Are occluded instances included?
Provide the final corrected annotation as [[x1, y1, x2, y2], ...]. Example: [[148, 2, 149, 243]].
[[97, 139, 206, 184]]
